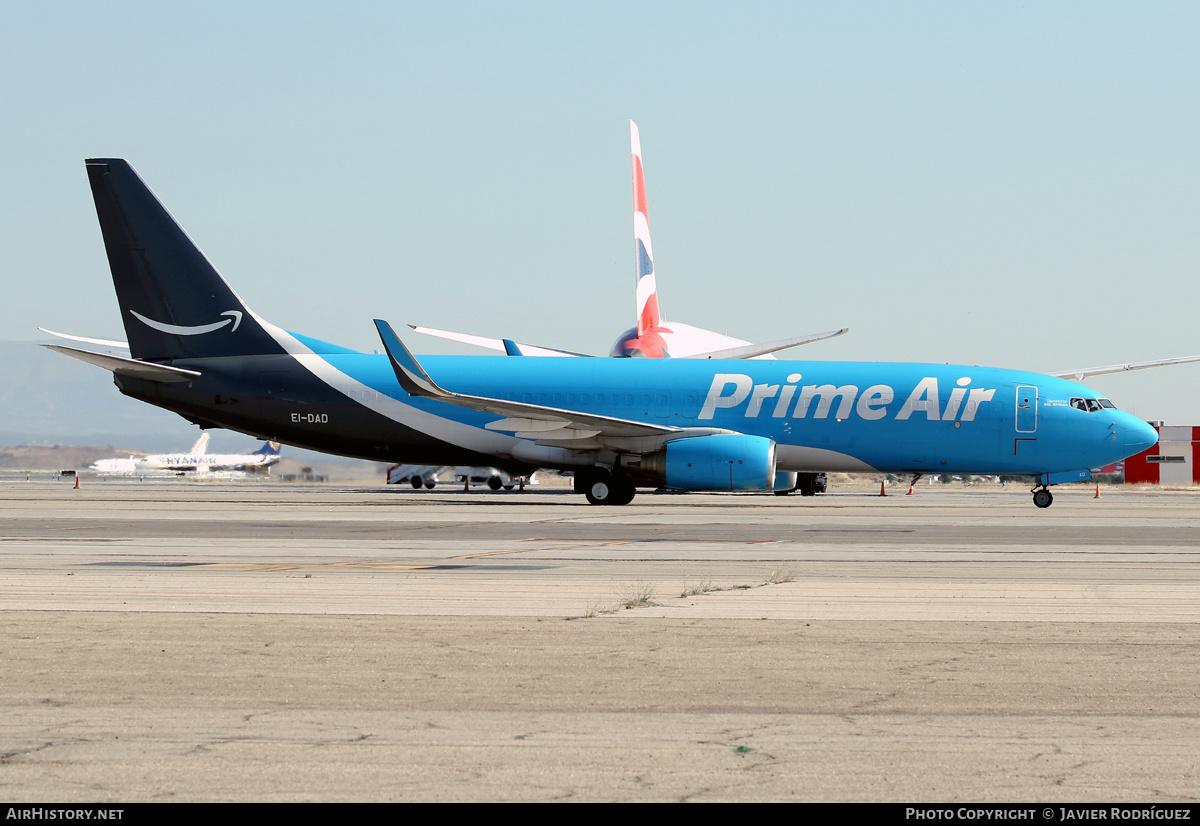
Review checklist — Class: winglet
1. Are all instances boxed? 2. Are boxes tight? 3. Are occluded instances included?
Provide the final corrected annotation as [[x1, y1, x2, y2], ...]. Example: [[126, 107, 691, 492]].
[[502, 339, 523, 356], [374, 319, 445, 397]]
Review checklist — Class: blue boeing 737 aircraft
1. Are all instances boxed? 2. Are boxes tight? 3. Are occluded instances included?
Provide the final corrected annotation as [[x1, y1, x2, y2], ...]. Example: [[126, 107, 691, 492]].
[[45, 159, 1159, 507]]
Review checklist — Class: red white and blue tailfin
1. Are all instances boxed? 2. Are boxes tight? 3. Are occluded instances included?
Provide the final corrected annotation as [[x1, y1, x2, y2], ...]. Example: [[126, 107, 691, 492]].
[[631, 120, 661, 338]]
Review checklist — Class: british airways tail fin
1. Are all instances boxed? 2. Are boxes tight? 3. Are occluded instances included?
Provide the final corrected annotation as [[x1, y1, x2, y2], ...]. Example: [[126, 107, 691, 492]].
[[85, 159, 286, 362], [631, 121, 661, 337]]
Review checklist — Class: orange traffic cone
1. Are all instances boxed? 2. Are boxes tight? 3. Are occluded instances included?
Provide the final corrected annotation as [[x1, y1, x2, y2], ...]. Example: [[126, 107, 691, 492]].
[[879, 481, 887, 496], [1094, 483, 1101, 499], [74, 474, 80, 489]]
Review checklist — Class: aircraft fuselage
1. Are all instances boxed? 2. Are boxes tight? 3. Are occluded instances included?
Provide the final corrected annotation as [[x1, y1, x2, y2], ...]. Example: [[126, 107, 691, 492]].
[[116, 350, 1150, 479]]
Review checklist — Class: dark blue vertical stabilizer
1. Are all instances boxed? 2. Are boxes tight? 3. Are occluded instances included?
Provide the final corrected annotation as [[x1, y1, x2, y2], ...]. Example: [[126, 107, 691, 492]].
[[85, 159, 286, 361]]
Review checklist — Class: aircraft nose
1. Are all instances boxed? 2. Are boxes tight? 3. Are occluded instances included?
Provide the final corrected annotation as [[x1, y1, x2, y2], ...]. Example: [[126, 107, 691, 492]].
[[1122, 415, 1159, 455]]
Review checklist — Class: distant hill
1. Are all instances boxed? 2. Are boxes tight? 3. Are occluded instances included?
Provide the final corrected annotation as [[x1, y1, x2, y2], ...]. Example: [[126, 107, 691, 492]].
[[1, 339, 199, 449], [0, 443, 146, 472], [0, 443, 383, 481]]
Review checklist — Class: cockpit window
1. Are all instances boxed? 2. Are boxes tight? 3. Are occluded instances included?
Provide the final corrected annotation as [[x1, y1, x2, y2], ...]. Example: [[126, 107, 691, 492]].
[[1070, 397, 1116, 412], [1070, 397, 1105, 412]]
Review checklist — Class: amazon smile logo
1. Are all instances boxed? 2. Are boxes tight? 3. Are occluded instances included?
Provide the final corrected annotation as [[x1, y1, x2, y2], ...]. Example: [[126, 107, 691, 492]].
[[131, 310, 243, 335]]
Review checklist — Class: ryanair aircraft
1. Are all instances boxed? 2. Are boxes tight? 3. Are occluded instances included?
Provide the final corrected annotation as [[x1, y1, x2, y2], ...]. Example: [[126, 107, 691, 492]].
[[45, 159, 1160, 507], [91, 433, 281, 476]]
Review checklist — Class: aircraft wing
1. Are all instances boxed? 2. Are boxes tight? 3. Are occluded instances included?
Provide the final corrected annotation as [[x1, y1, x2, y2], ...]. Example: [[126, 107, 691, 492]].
[[38, 327, 130, 349], [42, 344, 202, 383], [1049, 354, 1200, 382], [377, 320, 726, 451], [408, 325, 592, 358], [681, 328, 849, 360]]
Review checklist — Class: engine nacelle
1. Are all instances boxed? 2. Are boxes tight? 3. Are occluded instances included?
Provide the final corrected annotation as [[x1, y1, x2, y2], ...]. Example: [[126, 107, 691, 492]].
[[637, 434, 777, 491]]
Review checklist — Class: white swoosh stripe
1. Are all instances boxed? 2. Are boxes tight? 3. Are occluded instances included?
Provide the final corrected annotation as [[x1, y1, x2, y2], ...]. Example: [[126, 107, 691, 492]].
[[253, 316, 516, 456]]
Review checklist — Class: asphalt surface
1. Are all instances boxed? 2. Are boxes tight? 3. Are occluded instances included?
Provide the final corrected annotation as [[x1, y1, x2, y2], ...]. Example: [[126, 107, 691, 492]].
[[2, 480, 1198, 801]]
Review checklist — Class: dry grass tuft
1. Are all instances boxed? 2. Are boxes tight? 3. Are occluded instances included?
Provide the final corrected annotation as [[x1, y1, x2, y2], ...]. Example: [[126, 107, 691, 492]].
[[680, 579, 717, 598], [617, 581, 656, 609], [764, 564, 797, 585]]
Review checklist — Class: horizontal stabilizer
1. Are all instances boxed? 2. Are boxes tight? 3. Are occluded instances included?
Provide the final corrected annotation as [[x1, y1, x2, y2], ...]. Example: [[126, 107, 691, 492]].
[[38, 327, 130, 349], [1049, 354, 1200, 382], [42, 344, 201, 383], [681, 328, 849, 360], [409, 325, 592, 358]]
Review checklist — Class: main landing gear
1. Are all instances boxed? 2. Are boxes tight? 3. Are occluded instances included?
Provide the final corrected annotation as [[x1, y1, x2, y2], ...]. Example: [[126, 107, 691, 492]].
[[773, 472, 828, 497], [1032, 486, 1054, 509], [574, 467, 636, 506]]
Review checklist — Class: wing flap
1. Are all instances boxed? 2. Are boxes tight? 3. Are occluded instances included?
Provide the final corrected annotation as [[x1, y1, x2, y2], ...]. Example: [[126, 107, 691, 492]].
[[516, 428, 602, 441], [485, 417, 572, 432]]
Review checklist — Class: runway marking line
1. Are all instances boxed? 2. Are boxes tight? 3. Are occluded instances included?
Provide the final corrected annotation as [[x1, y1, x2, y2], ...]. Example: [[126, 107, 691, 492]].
[[519, 537, 781, 544], [182, 562, 451, 571], [452, 542, 633, 559], [3, 537, 123, 542]]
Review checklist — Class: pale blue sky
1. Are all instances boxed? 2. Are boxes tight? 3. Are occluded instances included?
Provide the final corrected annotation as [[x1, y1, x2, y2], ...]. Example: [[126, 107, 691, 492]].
[[5, 1, 1200, 425]]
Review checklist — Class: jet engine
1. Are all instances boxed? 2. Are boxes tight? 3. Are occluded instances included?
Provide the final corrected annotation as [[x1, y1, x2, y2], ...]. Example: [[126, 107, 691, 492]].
[[631, 434, 777, 492]]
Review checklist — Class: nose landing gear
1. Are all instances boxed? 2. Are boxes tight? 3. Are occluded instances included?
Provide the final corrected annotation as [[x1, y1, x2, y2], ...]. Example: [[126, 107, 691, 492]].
[[1032, 486, 1054, 509]]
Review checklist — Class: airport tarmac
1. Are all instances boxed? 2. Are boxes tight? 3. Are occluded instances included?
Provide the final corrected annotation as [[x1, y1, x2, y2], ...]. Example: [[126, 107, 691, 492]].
[[2, 481, 1198, 801]]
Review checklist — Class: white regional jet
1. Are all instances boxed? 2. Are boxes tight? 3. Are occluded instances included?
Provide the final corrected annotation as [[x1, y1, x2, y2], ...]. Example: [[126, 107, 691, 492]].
[[91, 433, 281, 475]]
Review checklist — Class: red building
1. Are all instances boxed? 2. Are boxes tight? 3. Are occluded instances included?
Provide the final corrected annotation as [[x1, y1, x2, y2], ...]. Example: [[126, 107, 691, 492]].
[[1124, 425, 1200, 484]]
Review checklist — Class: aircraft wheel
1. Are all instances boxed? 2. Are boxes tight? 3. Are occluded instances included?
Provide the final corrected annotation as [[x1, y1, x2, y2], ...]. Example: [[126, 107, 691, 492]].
[[574, 467, 605, 495], [424, 481, 435, 490], [585, 480, 614, 505], [487, 476, 503, 490], [585, 475, 635, 506], [504, 484, 515, 490], [610, 477, 636, 505], [410, 477, 423, 490], [1033, 489, 1053, 508]]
